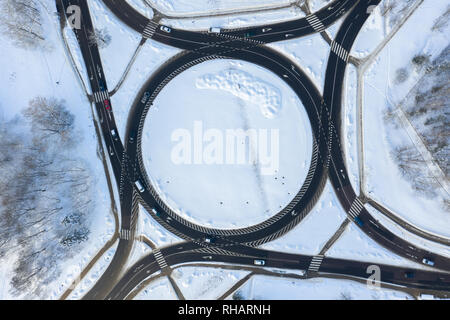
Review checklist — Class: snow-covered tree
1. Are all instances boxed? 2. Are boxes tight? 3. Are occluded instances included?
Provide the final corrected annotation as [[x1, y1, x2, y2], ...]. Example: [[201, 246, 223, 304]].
[[87, 28, 112, 49], [0, 0, 46, 49], [0, 98, 94, 298]]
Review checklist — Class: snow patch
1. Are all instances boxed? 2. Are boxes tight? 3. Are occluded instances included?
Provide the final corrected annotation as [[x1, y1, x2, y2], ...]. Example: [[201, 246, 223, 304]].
[[196, 69, 282, 119]]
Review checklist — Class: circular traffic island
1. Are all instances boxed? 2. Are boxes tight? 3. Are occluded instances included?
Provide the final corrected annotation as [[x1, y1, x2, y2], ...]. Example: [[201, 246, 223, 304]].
[[129, 50, 326, 244], [141, 60, 313, 229]]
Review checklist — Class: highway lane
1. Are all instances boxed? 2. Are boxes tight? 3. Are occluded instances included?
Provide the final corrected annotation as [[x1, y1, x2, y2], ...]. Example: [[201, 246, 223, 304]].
[[60, 0, 126, 200], [58, 0, 139, 300], [106, 241, 450, 300], [322, 0, 450, 271], [102, 0, 358, 45]]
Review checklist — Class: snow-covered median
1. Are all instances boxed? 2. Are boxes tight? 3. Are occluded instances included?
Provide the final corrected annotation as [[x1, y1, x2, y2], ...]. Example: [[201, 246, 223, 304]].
[[147, 0, 294, 16]]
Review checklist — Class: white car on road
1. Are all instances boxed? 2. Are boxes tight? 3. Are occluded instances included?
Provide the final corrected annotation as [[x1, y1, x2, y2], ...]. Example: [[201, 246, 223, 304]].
[[160, 25, 172, 33], [135, 180, 145, 192], [254, 259, 266, 266]]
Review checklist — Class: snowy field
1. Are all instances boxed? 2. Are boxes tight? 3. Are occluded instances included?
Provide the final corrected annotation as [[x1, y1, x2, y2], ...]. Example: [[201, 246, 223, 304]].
[[327, 220, 434, 270], [147, 0, 294, 16], [0, 0, 113, 299], [67, 241, 119, 300], [134, 266, 251, 300], [134, 277, 177, 300], [234, 275, 413, 300], [138, 206, 184, 247], [172, 266, 250, 300], [342, 64, 360, 193], [160, 7, 305, 31], [89, 0, 143, 89], [126, 0, 154, 19], [268, 31, 330, 93], [1, 0, 448, 300], [309, 0, 333, 12], [260, 182, 346, 256], [141, 59, 313, 229], [360, 0, 450, 237]]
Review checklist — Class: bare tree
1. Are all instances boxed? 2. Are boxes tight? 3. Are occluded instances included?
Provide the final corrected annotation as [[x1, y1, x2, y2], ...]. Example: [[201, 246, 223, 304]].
[[0, 98, 94, 298], [393, 145, 439, 197], [340, 291, 352, 300], [432, 5, 450, 32], [0, 0, 46, 48], [87, 28, 112, 49], [23, 97, 75, 144]]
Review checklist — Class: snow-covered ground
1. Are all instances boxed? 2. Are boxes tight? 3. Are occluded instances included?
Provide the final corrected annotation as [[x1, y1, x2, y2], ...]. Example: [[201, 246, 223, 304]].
[[134, 277, 177, 300], [0, 0, 113, 299], [361, 0, 450, 237], [342, 64, 360, 193], [1, 0, 448, 301], [327, 220, 433, 270], [110, 39, 181, 138], [260, 182, 346, 255], [234, 275, 413, 300], [308, 0, 333, 13], [268, 31, 330, 93], [351, 3, 386, 59], [160, 7, 304, 31], [172, 266, 250, 300], [67, 240, 119, 300], [126, 0, 154, 19], [148, 0, 295, 16], [141, 59, 313, 229], [89, 0, 143, 89], [139, 206, 184, 248]]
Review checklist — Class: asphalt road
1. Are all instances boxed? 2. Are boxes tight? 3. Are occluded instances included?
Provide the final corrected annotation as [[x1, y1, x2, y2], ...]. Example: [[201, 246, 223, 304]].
[[58, 0, 450, 299], [106, 241, 450, 300], [322, 0, 450, 271], [58, 0, 138, 299], [102, 0, 357, 43]]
